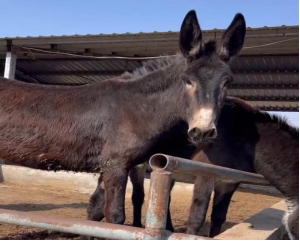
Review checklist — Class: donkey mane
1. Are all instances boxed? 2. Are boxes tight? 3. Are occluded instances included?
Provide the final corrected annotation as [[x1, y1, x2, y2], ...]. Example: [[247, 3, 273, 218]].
[[121, 54, 184, 80], [257, 113, 299, 140], [120, 40, 219, 81], [227, 97, 299, 140]]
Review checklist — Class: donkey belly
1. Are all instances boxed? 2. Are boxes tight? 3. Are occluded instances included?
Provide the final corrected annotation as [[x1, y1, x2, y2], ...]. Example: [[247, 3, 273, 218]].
[[0, 79, 106, 172], [0, 118, 100, 172], [0, 137, 100, 172]]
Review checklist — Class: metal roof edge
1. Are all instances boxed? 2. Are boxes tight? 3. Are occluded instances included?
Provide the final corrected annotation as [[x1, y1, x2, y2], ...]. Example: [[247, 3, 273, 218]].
[[0, 25, 298, 41]]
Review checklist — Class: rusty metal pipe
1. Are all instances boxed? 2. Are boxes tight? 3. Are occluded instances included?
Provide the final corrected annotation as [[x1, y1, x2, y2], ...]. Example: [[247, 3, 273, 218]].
[[0, 208, 211, 240], [149, 154, 269, 185], [0, 208, 145, 240], [144, 170, 172, 239]]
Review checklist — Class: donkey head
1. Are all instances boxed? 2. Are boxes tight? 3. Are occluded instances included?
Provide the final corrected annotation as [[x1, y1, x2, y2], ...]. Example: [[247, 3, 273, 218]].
[[180, 10, 246, 144]]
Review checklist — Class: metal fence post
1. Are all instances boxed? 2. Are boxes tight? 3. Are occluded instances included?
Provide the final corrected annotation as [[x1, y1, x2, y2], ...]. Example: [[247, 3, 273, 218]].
[[4, 42, 17, 80], [144, 170, 172, 240]]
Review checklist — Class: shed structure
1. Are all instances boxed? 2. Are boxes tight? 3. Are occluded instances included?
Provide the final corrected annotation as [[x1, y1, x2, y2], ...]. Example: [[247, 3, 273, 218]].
[[0, 25, 298, 111]]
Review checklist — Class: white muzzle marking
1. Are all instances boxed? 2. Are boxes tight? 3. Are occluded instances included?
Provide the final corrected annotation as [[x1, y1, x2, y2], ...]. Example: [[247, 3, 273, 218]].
[[197, 108, 214, 129]]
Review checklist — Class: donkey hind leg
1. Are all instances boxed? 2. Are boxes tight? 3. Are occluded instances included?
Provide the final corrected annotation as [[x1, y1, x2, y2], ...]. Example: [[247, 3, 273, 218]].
[[166, 178, 176, 232], [186, 176, 216, 235], [130, 164, 147, 228], [283, 200, 299, 240], [209, 181, 239, 238], [103, 168, 129, 224], [87, 175, 105, 222]]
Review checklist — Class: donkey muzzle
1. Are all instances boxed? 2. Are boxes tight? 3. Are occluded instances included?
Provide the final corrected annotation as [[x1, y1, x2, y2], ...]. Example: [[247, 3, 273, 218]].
[[188, 126, 217, 142]]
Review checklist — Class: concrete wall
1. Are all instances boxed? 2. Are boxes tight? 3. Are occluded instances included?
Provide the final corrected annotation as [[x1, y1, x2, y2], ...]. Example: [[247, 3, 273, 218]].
[[216, 201, 287, 240]]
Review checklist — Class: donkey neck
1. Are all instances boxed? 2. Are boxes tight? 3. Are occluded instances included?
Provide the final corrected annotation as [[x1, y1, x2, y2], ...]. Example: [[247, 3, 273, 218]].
[[127, 62, 185, 95], [122, 64, 187, 132]]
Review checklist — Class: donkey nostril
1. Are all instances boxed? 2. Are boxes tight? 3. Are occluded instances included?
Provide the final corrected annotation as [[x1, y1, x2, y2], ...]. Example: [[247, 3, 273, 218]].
[[189, 128, 217, 141], [203, 128, 217, 139], [188, 127, 200, 138]]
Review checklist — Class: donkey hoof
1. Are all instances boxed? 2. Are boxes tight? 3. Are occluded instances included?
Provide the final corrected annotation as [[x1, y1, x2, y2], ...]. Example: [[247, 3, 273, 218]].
[[109, 213, 125, 225], [132, 222, 143, 228], [166, 225, 175, 233]]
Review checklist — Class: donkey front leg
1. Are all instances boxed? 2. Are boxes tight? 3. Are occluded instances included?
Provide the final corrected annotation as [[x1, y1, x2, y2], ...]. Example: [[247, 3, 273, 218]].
[[103, 168, 129, 224], [186, 176, 215, 235], [87, 176, 105, 222], [209, 181, 239, 237], [130, 164, 146, 228]]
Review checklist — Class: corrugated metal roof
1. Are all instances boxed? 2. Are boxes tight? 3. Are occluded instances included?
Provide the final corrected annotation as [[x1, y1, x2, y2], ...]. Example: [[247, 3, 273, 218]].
[[0, 25, 298, 111], [0, 55, 297, 111], [0, 25, 298, 57], [0, 25, 297, 39]]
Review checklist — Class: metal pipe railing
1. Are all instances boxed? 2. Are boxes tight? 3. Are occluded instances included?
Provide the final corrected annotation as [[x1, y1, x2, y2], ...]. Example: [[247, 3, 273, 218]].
[[0, 208, 210, 240], [0, 208, 144, 240], [0, 154, 269, 239], [149, 154, 269, 185]]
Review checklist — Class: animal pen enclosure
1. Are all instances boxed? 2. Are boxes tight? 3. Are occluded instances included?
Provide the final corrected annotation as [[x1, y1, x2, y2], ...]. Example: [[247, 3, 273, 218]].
[[0, 24, 298, 240], [0, 154, 269, 240]]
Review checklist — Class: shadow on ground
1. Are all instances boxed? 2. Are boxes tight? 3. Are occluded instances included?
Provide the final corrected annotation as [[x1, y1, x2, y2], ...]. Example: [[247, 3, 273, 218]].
[[0, 203, 87, 212]]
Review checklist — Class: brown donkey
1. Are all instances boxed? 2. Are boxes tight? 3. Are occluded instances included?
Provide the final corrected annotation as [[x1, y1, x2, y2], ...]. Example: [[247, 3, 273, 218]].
[[127, 97, 298, 239], [0, 10, 246, 226], [86, 10, 246, 228]]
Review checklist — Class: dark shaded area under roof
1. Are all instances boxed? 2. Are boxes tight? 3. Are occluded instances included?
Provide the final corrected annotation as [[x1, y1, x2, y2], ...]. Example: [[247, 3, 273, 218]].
[[0, 25, 298, 111]]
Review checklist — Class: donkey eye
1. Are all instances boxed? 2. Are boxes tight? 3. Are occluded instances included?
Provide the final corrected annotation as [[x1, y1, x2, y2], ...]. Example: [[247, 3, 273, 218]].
[[186, 79, 193, 85], [183, 76, 193, 85], [223, 81, 229, 88]]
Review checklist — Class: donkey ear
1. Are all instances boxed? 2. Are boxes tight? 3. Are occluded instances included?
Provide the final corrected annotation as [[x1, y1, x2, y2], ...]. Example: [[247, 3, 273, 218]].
[[219, 13, 246, 60], [179, 10, 202, 60]]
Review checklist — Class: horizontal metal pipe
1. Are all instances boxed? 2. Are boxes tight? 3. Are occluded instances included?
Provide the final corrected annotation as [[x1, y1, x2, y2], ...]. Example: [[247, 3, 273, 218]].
[[0, 208, 211, 240], [149, 154, 269, 185], [0, 208, 144, 240]]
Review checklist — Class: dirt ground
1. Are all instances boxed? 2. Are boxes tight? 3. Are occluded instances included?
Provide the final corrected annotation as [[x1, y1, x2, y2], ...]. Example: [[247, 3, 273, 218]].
[[0, 182, 282, 240]]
